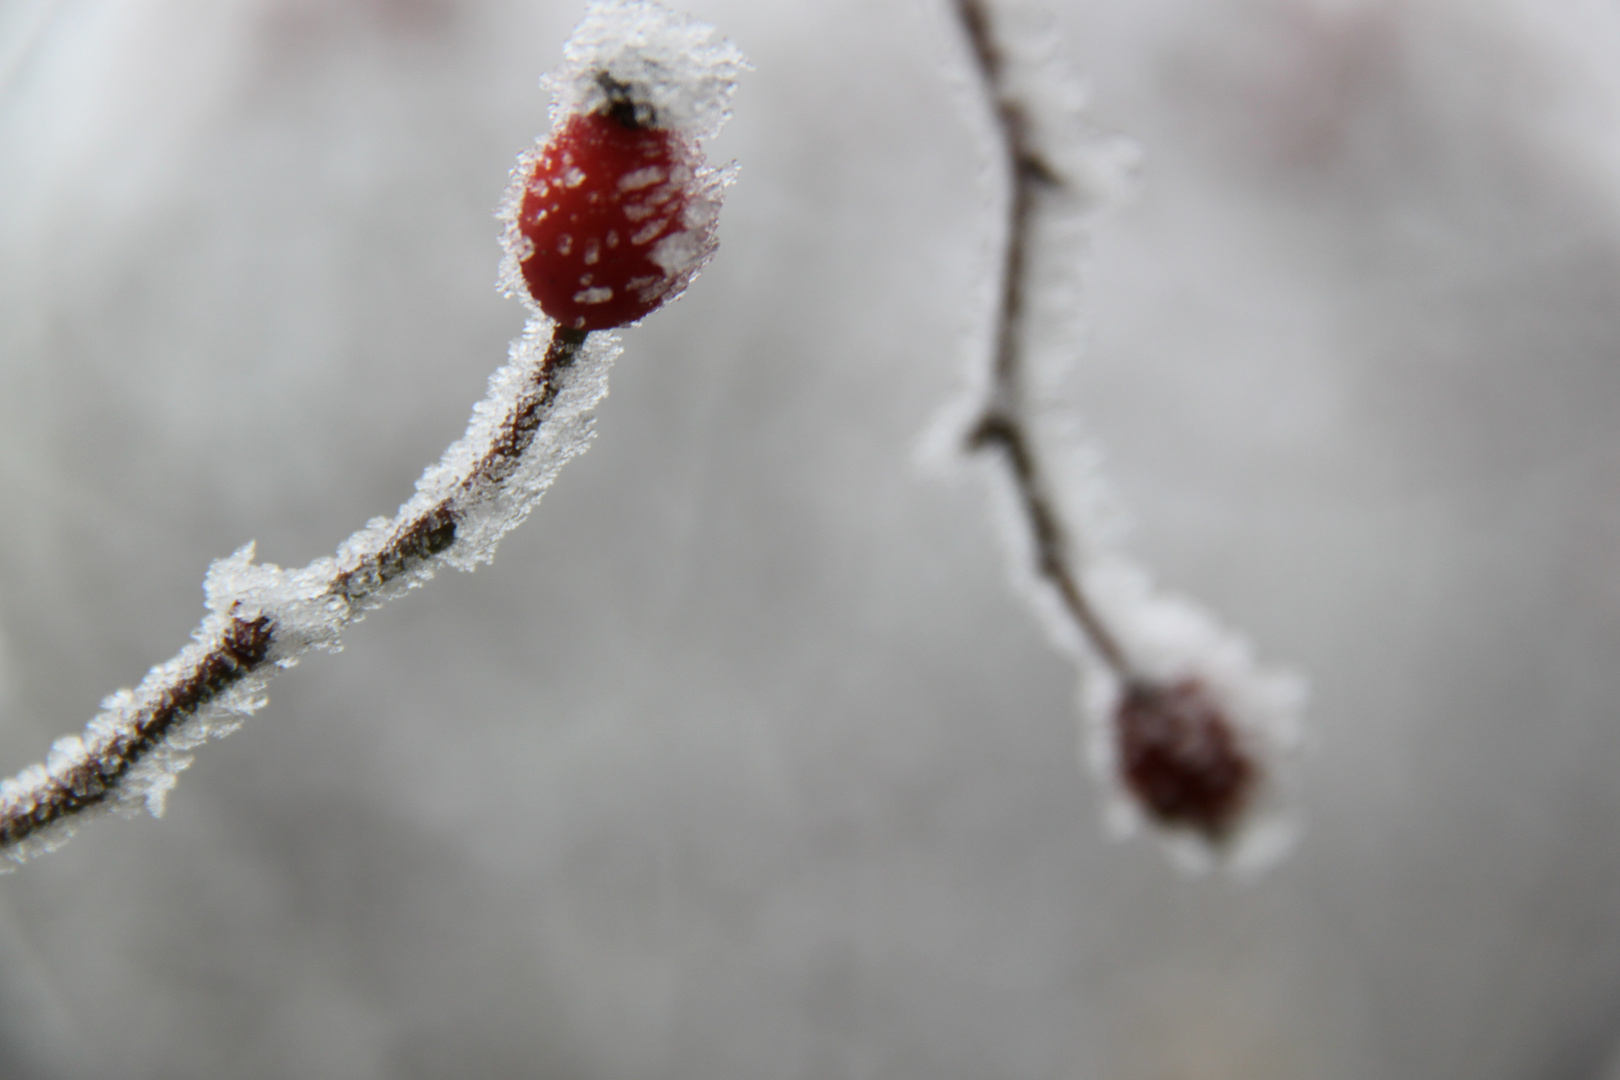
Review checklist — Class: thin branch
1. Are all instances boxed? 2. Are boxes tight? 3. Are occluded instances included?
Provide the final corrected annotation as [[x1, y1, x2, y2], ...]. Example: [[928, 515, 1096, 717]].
[[0, 323, 592, 861], [954, 0, 1132, 680], [951, 1, 1305, 857], [330, 325, 589, 603]]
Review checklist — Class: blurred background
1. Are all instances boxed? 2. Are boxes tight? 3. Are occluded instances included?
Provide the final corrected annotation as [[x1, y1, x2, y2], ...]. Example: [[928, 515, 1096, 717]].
[[6, 0, 1620, 1076]]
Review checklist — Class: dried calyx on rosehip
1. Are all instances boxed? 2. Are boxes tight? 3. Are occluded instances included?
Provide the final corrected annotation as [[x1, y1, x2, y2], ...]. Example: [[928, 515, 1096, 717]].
[[499, 0, 745, 332]]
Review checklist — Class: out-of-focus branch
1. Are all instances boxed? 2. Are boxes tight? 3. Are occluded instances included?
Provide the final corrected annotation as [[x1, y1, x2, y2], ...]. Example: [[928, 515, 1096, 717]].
[[952, 0, 1302, 861], [954, 0, 1130, 680]]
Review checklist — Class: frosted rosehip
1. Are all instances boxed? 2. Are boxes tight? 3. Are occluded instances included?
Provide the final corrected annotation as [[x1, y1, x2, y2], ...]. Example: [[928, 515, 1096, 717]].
[[1114, 677, 1254, 840], [514, 88, 718, 331]]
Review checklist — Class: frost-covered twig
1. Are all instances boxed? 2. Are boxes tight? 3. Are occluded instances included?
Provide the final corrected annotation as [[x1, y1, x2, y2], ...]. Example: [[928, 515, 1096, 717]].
[[0, 324, 594, 860], [951, 6, 1126, 675], [0, 0, 744, 868], [952, 0, 1304, 873]]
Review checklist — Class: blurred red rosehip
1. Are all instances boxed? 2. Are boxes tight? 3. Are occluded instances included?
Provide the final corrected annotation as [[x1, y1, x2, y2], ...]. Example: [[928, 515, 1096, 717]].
[[1115, 677, 1255, 840]]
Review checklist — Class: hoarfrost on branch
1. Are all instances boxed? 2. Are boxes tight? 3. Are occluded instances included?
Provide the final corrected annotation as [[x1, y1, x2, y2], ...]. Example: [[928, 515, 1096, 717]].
[[0, 0, 743, 868]]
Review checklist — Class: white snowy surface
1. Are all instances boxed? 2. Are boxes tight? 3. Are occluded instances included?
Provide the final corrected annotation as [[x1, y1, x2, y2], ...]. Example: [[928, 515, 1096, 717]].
[[5, 0, 1620, 1078]]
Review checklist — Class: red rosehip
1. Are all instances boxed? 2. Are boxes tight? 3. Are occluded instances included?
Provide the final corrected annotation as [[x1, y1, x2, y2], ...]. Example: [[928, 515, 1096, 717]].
[[514, 107, 714, 331], [1115, 678, 1255, 840]]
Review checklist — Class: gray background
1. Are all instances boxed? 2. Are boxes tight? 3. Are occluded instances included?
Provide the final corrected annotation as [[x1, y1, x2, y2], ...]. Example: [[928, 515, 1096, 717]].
[[4, 0, 1620, 1076]]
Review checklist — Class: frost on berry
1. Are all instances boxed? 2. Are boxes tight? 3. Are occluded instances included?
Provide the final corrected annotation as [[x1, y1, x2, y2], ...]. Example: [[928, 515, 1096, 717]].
[[1078, 561, 1307, 875], [499, 1, 744, 330], [1115, 678, 1253, 840], [514, 106, 712, 330]]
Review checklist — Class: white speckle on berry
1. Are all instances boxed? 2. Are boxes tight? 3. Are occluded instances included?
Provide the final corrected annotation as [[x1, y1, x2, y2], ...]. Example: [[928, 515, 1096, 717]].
[[681, 199, 718, 229], [650, 230, 702, 276], [618, 166, 667, 191], [630, 220, 666, 245]]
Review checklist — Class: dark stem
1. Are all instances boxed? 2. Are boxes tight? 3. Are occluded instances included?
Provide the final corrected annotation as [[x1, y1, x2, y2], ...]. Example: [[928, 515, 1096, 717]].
[[0, 324, 591, 854], [955, 0, 1131, 679], [331, 324, 590, 603], [0, 614, 275, 851], [968, 414, 1130, 675]]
